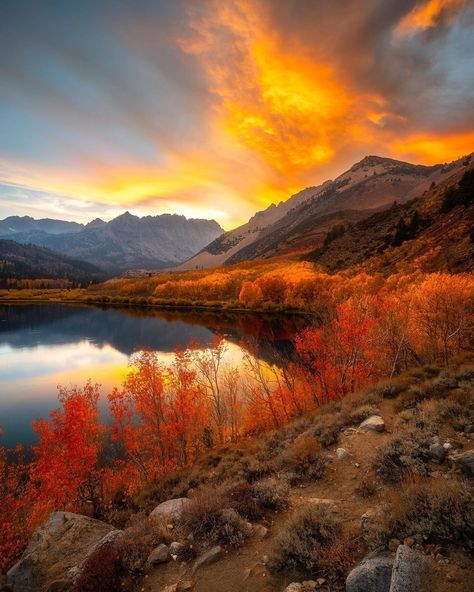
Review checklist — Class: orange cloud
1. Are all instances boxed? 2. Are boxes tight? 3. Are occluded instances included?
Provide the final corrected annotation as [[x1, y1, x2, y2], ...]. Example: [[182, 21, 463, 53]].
[[396, 0, 468, 35], [391, 131, 474, 163]]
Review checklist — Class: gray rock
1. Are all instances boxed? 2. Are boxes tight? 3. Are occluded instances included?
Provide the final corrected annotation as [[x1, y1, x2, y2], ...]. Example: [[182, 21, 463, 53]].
[[150, 498, 190, 522], [147, 543, 171, 565], [390, 545, 427, 591], [336, 447, 351, 460], [6, 511, 115, 592], [346, 552, 393, 592], [451, 449, 474, 475], [170, 541, 184, 555], [359, 415, 385, 432], [428, 442, 445, 462], [191, 546, 223, 574]]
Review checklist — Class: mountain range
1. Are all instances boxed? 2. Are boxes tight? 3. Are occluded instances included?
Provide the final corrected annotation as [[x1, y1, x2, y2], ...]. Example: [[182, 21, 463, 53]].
[[179, 154, 471, 269], [1, 153, 472, 280], [0, 212, 223, 273]]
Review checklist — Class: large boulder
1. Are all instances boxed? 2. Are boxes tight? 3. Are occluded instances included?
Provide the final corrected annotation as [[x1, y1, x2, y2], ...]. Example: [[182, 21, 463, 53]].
[[390, 544, 427, 591], [346, 551, 393, 592], [6, 511, 116, 592], [150, 498, 190, 522], [359, 415, 385, 432]]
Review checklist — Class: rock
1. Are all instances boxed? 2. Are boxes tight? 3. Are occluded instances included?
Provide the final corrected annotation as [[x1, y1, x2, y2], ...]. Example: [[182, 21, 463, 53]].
[[316, 578, 326, 586], [151, 498, 190, 522], [464, 424, 474, 434], [148, 544, 171, 565], [253, 524, 268, 538], [302, 581, 318, 591], [390, 544, 427, 591], [443, 442, 453, 451], [451, 449, 474, 475], [285, 584, 303, 592], [170, 541, 184, 555], [428, 442, 445, 462], [262, 554, 269, 565], [191, 546, 223, 574], [163, 586, 178, 592], [389, 538, 401, 551], [336, 447, 351, 460], [403, 537, 415, 547], [6, 511, 116, 592], [359, 415, 385, 432], [177, 582, 194, 591], [346, 552, 393, 592]]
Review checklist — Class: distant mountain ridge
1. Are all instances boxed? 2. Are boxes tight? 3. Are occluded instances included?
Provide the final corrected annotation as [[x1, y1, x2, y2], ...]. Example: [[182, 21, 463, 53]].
[[0, 239, 108, 284], [180, 153, 471, 269], [0, 212, 223, 273]]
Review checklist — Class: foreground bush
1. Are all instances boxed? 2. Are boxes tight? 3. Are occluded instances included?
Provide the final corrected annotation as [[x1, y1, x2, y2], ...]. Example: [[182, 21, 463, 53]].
[[269, 504, 343, 575], [179, 491, 249, 548], [367, 476, 474, 548], [280, 432, 326, 482], [371, 429, 433, 483]]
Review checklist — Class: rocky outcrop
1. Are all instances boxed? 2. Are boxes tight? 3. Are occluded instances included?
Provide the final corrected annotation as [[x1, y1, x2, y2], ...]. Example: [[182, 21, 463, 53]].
[[6, 511, 116, 592], [150, 498, 190, 522]]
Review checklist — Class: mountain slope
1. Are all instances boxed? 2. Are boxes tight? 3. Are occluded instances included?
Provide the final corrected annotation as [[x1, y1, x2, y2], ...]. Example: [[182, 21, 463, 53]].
[[181, 154, 471, 269], [307, 162, 474, 274], [0, 215, 83, 236], [0, 240, 108, 284], [0, 213, 223, 272]]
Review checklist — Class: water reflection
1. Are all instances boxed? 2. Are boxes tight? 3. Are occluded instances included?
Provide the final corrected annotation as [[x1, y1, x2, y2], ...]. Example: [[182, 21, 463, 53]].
[[0, 304, 306, 448]]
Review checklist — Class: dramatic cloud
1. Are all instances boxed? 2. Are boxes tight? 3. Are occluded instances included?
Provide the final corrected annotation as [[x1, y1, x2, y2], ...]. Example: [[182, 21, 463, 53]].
[[0, 0, 473, 228]]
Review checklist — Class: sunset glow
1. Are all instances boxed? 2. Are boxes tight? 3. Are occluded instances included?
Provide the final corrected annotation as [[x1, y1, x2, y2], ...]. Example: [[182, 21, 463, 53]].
[[0, 0, 473, 228]]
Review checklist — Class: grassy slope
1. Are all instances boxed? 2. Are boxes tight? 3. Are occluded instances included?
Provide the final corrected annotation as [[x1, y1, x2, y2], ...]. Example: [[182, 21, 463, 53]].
[[131, 360, 474, 592]]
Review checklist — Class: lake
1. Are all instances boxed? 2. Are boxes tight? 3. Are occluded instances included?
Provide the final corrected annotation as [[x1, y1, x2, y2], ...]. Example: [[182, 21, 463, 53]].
[[0, 303, 306, 449]]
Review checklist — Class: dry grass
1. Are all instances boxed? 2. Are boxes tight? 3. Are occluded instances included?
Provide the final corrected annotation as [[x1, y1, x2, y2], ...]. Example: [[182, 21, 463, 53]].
[[367, 476, 474, 549], [117, 514, 171, 574], [279, 432, 326, 482], [269, 504, 360, 580], [179, 489, 249, 548], [371, 429, 433, 483]]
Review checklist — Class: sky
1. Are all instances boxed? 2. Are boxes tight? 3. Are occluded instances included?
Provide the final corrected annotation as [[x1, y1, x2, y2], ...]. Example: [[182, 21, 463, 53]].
[[0, 0, 473, 230]]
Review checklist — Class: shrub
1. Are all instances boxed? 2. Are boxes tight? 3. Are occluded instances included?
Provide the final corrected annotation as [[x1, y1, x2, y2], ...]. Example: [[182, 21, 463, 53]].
[[117, 514, 171, 574], [367, 476, 474, 548], [355, 475, 377, 498], [311, 413, 345, 447], [179, 490, 249, 548], [371, 429, 433, 483], [224, 481, 265, 521], [366, 377, 409, 399], [280, 433, 326, 482], [252, 477, 290, 511], [349, 404, 379, 424], [269, 504, 348, 576], [73, 543, 123, 592]]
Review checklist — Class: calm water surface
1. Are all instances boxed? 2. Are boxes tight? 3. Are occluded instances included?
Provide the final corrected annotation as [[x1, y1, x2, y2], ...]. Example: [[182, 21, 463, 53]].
[[0, 304, 305, 448]]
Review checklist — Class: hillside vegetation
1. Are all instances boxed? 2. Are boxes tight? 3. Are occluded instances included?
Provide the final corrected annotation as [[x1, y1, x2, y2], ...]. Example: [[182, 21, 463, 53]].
[[0, 240, 108, 287]]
